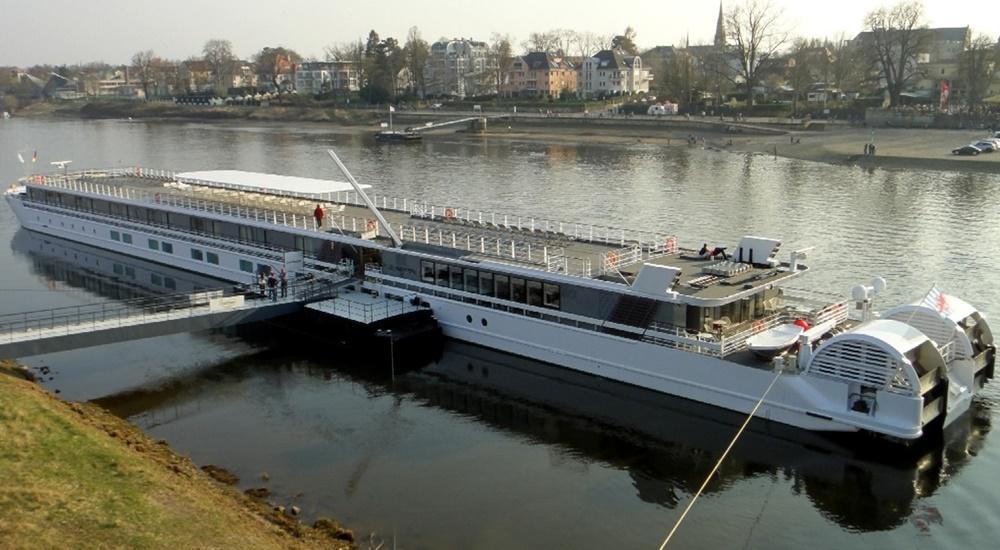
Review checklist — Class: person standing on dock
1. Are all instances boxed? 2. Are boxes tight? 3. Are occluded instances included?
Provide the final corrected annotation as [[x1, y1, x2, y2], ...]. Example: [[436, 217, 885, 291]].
[[313, 204, 324, 229], [279, 268, 288, 298]]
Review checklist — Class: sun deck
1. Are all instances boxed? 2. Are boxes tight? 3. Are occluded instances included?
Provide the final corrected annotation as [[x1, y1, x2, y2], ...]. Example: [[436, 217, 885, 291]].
[[20, 168, 806, 303]]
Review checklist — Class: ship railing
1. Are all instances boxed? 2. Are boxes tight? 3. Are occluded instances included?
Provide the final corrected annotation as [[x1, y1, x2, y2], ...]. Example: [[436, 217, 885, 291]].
[[0, 276, 344, 346], [599, 245, 643, 275], [318, 293, 425, 325], [26, 168, 678, 258]]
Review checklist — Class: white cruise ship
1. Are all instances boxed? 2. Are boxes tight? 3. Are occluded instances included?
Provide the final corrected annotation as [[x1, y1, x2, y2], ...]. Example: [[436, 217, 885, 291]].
[[5, 161, 994, 442]]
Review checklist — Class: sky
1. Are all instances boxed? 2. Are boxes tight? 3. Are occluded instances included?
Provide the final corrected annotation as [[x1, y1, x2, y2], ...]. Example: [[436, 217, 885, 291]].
[[2, 0, 999, 66]]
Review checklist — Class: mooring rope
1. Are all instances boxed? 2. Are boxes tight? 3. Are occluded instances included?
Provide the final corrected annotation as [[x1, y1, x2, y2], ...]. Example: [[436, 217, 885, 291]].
[[658, 368, 784, 550]]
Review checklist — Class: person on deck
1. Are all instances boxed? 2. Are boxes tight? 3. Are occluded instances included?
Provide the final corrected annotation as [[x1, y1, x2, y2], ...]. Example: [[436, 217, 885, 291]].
[[279, 268, 288, 298], [313, 204, 324, 229], [267, 272, 278, 301]]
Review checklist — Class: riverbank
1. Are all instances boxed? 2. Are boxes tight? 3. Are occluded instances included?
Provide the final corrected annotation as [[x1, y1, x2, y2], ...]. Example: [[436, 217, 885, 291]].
[[0, 360, 353, 549], [16, 100, 379, 125]]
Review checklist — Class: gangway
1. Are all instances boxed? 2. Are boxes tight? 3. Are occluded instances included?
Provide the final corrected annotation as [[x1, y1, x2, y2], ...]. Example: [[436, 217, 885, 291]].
[[407, 117, 486, 133], [0, 275, 351, 358]]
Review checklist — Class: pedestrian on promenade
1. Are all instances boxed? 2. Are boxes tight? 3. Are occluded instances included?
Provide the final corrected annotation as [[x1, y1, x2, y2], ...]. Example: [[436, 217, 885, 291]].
[[279, 268, 288, 298], [870, 144, 876, 156], [267, 272, 278, 301], [313, 204, 324, 229]]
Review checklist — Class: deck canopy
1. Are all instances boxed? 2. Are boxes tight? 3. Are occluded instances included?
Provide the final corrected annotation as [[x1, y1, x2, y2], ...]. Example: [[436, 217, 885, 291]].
[[175, 170, 369, 199]]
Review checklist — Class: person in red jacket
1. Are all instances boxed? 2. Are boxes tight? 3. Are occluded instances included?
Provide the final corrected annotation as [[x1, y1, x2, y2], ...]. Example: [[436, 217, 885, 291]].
[[313, 204, 324, 229]]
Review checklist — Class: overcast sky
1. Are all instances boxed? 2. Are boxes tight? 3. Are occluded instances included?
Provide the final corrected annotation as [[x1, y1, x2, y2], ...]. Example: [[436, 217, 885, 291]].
[[3, 0, 998, 66]]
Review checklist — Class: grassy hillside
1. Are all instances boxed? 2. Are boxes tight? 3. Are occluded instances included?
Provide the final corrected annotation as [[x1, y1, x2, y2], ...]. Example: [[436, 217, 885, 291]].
[[0, 360, 352, 549]]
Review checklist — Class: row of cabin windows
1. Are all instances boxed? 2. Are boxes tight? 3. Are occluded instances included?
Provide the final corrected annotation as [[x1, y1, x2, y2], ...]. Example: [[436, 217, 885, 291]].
[[420, 261, 560, 309], [190, 248, 220, 265], [109, 230, 132, 244], [111, 230, 176, 254]]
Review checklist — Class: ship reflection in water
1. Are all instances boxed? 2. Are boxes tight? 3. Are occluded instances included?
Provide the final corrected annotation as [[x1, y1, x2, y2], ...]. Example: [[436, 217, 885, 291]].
[[94, 336, 990, 536], [14, 228, 992, 542]]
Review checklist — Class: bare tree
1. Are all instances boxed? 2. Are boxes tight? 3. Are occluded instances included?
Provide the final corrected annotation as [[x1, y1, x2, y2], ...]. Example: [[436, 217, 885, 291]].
[[326, 39, 367, 97], [863, 1, 930, 107], [829, 36, 862, 92], [725, 0, 788, 105], [202, 39, 234, 90], [403, 26, 430, 97], [960, 33, 999, 107], [523, 31, 560, 54], [488, 33, 513, 101], [130, 50, 155, 99], [785, 40, 814, 113]]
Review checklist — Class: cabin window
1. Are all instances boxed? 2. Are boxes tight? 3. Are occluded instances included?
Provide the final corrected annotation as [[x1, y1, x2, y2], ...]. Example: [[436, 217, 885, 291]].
[[190, 249, 204, 261], [113, 263, 123, 275], [121, 233, 133, 244], [464, 269, 479, 293], [527, 281, 543, 307], [206, 252, 219, 265], [148, 239, 159, 251], [450, 266, 464, 290], [252, 227, 267, 244], [436, 263, 450, 287], [543, 283, 561, 309], [495, 274, 511, 300], [239, 226, 252, 243], [479, 272, 494, 297], [124, 266, 135, 278], [161, 242, 173, 254], [190, 217, 205, 232], [164, 277, 176, 290], [421, 261, 435, 283], [150, 274, 162, 286], [294, 235, 306, 252], [240, 260, 254, 273], [511, 278, 527, 303], [110, 230, 120, 241]]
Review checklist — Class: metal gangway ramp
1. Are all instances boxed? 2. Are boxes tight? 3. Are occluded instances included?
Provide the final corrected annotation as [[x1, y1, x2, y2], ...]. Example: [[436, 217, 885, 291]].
[[0, 275, 350, 358]]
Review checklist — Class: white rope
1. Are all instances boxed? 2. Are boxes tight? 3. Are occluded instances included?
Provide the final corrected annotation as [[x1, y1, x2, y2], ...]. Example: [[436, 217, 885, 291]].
[[658, 369, 783, 550]]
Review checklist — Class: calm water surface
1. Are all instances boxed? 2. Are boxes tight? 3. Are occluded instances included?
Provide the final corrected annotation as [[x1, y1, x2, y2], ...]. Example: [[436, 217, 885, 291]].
[[2, 118, 1000, 549]]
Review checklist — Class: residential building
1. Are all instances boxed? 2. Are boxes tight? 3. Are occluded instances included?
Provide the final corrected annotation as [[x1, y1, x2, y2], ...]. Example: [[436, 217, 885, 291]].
[[293, 61, 359, 95], [850, 27, 971, 102], [179, 60, 214, 92], [579, 50, 651, 98], [501, 52, 577, 99], [423, 38, 493, 98]]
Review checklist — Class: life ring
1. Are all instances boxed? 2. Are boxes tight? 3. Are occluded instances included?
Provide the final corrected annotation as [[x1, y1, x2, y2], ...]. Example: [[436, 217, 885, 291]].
[[366, 218, 377, 231], [444, 208, 455, 220], [664, 236, 676, 252], [32, 175, 43, 184], [752, 319, 764, 333], [605, 251, 618, 268], [137, 167, 143, 177]]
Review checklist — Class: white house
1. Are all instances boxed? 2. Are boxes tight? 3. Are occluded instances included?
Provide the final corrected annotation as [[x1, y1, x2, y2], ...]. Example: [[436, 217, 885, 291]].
[[579, 50, 652, 98]]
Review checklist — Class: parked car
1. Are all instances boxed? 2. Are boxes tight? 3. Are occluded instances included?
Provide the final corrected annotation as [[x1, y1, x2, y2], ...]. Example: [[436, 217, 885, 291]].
[[973, 140, 997, 152], [994, 131, 1000, 139], [953, 144, 982, 156]]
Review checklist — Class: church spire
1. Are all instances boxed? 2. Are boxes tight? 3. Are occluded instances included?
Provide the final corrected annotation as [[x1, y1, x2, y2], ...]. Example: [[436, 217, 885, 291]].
[[714, 2, 726, 48]]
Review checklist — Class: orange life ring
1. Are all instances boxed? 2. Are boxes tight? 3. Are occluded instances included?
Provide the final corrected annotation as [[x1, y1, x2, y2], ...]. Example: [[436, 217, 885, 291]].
[[752, 319, 763, 333], [366, 218, 377, 231], [444, 207, 455, 219], [664, 236, 676, 252], [32, 175, 43, 184], [605, 251, 618, 268]]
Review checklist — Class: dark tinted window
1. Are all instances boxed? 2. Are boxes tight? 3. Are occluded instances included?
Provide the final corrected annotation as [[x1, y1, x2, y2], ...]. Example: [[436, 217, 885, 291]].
[[479, 272, 494, 297], [421, 261, 435, 283], [450, 266, 464, 290], [511, 278, 527, 303], [464, 269, 479, 293], [543, 283, 561, 309], [495, 274, 510, 300], [527, 280, 543, 306], [436, 263, 449, 287]]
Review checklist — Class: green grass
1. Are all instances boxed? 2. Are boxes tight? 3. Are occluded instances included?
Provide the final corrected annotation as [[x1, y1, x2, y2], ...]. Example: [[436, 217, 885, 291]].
[[0, 361, 349, 549]]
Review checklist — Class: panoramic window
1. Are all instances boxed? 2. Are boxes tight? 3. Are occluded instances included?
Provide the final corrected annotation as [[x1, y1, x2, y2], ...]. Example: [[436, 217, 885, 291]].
[[511, 277, 527, 303], [450, 266, 464, 291], [543, 284, 561, 310], [464, 269, 478, 294], [527, 280, 543, 307], [421, 261, 435, 284], [479, 271, 494, 297], [495, 274, 510, 300], [436, 263, 449, 287]]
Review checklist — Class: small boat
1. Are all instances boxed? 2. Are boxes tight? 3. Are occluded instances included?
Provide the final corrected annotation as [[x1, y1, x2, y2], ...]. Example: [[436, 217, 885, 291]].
[[746, 323, 804, 359], [374, 130, 422, 143]]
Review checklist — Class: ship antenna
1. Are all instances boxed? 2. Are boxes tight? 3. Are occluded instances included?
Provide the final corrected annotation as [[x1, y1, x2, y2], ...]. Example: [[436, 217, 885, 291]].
[[326, 149, 404, 248]]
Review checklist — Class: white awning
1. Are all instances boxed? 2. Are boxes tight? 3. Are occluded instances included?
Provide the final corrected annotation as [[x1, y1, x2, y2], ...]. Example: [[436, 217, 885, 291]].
[[175, 170, 369, 198]]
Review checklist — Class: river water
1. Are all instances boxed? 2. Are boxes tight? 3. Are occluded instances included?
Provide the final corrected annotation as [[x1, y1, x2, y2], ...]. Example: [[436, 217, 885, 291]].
[[2, 118, 1000, 549]]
